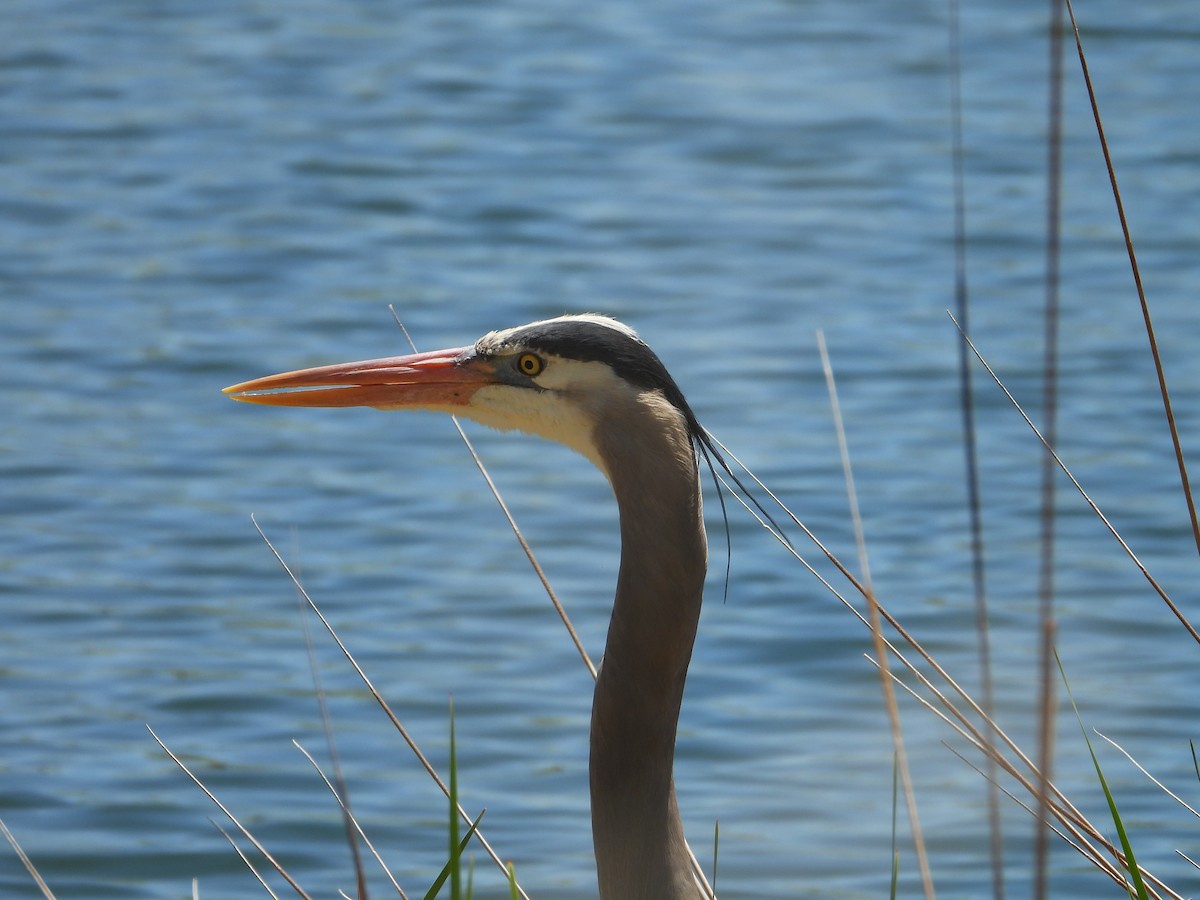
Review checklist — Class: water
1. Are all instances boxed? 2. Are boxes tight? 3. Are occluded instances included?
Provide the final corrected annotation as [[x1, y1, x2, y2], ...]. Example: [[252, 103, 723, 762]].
[[3, 1, 1199, 896]]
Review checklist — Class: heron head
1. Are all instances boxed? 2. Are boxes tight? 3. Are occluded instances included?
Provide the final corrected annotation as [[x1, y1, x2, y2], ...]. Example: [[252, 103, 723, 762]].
[[223, 314, 701, 476]]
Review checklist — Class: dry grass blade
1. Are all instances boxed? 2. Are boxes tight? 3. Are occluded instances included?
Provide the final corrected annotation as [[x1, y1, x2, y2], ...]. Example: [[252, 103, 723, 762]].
[[147, 726, 312, 899], [249, 516, 532, 900], [0, 818, 56, 900], [449, 415, 599, 679], [389, 308, 597, 680], [949, 313, 1200, 646], [293, 740, 408, 897], [817, 330, 934, 900], [1094, 731, 1200, 820], [212, 820, 282, 899]]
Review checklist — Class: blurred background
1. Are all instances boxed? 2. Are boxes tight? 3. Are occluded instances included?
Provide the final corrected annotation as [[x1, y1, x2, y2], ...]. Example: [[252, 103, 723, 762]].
[[3, 0, 1198, 896]]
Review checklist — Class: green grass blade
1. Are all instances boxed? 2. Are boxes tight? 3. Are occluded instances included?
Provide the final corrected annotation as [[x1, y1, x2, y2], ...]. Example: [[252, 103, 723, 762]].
[[449, 699, 460, 900], [1055, 650, 1149, 900], [506, 862, 519, 900], [424, 809, 485, 900], [422, 699, 488, 900]]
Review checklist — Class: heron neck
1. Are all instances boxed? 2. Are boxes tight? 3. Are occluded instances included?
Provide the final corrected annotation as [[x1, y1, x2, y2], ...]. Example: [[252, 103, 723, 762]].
[[589, 395, 707, 899]]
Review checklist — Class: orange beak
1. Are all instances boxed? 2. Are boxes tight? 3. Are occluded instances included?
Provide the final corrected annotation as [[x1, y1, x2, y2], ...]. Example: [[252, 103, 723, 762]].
[[223, 346, 495, 410]]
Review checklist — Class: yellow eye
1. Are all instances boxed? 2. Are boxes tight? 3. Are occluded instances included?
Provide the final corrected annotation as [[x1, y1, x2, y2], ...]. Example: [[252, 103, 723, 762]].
[[517, 352, 544, 377]]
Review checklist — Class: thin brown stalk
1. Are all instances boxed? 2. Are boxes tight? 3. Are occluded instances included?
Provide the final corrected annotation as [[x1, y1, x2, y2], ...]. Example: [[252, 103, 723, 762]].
[[946, 0, 1004, 882], [817, 331, 934, 899], [0, 818, 56, 900], [1033, 3, 1066, 894], [1061, 0, 1200, 557]]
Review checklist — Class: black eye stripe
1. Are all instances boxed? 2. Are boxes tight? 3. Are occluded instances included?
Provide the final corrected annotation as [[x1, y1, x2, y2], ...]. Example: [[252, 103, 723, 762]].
[[480, 318, 698, 436]]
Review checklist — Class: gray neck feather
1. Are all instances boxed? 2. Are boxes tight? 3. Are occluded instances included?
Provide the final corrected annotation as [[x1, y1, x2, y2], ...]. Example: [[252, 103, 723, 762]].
[[588, 390, 707, 899]]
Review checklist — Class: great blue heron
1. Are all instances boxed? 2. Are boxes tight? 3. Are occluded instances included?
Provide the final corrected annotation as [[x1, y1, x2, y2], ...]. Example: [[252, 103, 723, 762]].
[[225, 314, 722, 899]]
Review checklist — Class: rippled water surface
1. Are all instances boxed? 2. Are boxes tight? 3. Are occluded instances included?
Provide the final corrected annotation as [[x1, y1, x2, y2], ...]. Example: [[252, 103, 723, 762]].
[[4, 1, 1200, 897]]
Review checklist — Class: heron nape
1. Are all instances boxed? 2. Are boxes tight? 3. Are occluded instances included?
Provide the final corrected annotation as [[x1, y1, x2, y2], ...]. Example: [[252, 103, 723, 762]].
[[225, 315, 723, 899]]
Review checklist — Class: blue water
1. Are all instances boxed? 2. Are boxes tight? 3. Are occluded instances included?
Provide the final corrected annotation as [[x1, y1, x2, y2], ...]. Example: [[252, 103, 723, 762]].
[[4, 1, 1199, 897]]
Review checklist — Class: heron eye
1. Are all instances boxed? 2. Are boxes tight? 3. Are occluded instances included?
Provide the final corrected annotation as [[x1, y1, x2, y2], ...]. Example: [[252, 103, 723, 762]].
[[517, 352, 545, 377]]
